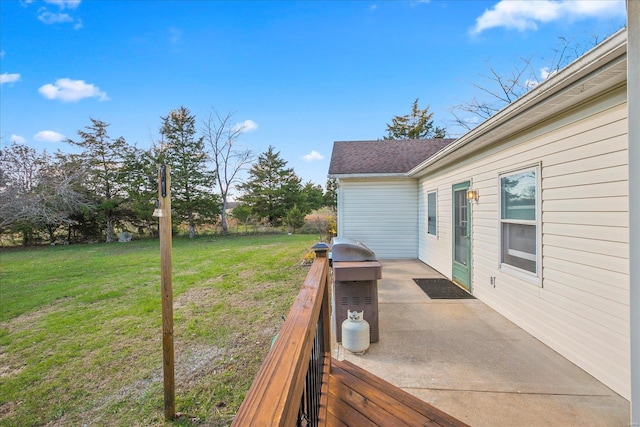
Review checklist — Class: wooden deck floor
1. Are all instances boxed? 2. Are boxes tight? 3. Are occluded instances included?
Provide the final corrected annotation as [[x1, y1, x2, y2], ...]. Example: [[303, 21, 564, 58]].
[[326, 358, 469, 427]]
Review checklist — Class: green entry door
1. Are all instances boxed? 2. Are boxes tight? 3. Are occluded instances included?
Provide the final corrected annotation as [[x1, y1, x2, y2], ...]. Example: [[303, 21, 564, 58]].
[[452, 182, 471, 291]]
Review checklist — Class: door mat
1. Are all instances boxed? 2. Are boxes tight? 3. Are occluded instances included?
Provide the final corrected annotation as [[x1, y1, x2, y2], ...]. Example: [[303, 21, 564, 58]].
[[412, 278, 475, 299]]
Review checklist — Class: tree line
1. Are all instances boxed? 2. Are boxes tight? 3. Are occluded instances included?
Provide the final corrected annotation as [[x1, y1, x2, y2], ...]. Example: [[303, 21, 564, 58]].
[[0, 106, 337, 246]]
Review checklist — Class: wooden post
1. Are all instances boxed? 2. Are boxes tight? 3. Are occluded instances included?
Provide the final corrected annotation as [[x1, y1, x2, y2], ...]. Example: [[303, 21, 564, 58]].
[[154, 164, 175, 420]]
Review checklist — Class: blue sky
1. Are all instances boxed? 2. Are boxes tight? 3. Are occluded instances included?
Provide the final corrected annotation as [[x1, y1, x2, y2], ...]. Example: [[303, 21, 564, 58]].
[[0, 0, 627, 188]]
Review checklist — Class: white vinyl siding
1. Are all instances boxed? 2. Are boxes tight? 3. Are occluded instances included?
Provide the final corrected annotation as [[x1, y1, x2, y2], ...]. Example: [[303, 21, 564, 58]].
[[338, 178, 418, 258], [418, 87, 629, 398]]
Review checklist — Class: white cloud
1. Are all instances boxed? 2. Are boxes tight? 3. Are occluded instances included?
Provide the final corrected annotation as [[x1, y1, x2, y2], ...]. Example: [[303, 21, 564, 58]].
[[540, 67, 558, 80], [302, 150, 324, 162], [34, 130, 65, 142], [525, 66, 560, 89], [525, 65, 562, 89], [44, 0, 81, 9], [38, 10, 73, 24], [471, 0, 625, 35], [36, 1, 82, 28], [39, 78, 109, 102], [1, 73, 21, 85], [233, 119, 258, 133], [10, 134, 27, 144]]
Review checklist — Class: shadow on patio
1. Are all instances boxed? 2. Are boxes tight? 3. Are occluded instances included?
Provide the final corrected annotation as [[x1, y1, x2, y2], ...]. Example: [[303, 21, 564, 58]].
[[332, 259, 629, 426]]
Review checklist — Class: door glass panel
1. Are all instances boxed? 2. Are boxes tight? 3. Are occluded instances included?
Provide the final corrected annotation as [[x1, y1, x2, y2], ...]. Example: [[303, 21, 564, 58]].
[[454, 189, 468, 265]]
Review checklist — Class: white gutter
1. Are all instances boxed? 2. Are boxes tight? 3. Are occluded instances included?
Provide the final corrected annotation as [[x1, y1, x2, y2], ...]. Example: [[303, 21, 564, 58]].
[[408, 28, 628, 177], [627, 1, 639, 424], [328, 173, 409, 179]]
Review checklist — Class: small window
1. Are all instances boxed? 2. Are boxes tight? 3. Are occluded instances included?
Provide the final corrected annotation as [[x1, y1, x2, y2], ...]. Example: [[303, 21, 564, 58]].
[[427, 191, 437, 236], [500, 168, 538, 276]]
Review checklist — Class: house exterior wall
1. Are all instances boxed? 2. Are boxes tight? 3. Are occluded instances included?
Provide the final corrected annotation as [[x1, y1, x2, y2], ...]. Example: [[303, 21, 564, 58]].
[[417, 86, 630, 399], [337, 178, 418, 258]]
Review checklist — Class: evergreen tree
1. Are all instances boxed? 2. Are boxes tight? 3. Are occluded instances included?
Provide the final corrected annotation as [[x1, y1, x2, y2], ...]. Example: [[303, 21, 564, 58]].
[[230, 203, 253, 234], [160, 106, 219, 238], [323, 178, 338, 209], [119, 145, 159, 236], [66, 118, 128, 243], [53, 152, 99, 243], [238, 146, 302, 227], [384, 98, 446, 140], [300, 181, 324, 213], [284, 204, 307, 234]]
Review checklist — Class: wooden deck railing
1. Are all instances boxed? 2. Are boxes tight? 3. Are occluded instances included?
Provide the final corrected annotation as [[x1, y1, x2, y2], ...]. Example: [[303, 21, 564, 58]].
[[232, 243, 331, 427]]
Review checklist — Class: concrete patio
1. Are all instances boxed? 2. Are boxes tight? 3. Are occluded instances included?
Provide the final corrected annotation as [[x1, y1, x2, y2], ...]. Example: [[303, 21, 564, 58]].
[[331, 259, 630, 426]]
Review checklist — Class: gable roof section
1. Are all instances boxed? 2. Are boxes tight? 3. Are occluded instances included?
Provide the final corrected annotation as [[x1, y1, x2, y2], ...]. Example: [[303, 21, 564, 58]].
[[328, 138, 456, 177]]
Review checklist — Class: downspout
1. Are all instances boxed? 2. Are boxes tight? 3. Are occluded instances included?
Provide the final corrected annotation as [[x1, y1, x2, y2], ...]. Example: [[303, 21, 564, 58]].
[[628, 1, 639, 424], [336, 179, 344, 237]]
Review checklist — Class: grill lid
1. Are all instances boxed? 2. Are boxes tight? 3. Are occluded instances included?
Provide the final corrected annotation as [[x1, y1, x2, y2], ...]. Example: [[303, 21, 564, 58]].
[[330, 237, 376, 262]]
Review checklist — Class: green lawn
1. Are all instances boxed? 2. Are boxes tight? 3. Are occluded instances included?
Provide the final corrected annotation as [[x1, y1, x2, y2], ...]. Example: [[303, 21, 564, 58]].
[[0, 234, 318, 426]]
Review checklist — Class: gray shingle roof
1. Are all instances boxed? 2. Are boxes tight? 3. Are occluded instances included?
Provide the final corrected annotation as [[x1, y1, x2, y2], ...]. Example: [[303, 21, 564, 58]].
[[328, 139, 456, 176]]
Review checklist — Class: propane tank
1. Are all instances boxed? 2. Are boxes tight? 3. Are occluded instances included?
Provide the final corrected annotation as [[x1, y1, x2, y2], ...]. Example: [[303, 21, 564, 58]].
[[342, 310, 370, 354]]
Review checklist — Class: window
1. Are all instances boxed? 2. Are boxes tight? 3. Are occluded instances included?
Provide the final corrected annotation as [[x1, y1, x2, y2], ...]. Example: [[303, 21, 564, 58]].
[[500, 168, 538, 276], [427, 191, 437, 235]]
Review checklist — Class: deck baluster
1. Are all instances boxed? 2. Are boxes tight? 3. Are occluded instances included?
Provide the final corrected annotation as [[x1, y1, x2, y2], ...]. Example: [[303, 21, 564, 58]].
[[297, 302, 325, 426]]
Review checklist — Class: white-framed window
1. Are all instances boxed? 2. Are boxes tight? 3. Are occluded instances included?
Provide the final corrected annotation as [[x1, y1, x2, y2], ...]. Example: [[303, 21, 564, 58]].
[[427, 191, 437, 236], [499, 167, 540, 279]]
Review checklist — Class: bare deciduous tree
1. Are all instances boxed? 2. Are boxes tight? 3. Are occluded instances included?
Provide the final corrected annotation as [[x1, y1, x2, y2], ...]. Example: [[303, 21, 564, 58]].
[[0, 143, 88, 244], [0, 142, 45, 241], [450, 34, 611, 132], [31, 155, 90, 243], [203, 111, 254, 236], [449, 56, 536, 130]]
